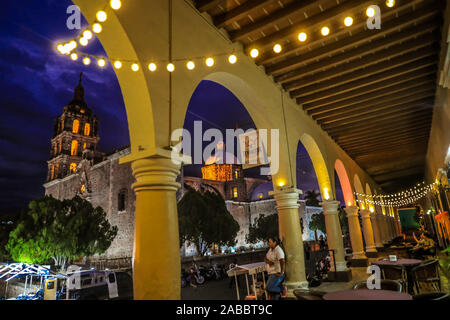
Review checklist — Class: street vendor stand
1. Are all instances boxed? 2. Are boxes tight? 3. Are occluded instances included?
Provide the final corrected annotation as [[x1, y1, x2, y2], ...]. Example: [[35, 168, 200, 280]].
[[227, 262, 268, 300]]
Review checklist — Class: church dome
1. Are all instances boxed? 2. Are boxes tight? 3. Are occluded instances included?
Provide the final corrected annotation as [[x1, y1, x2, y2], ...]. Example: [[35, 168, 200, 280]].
[[250, 181, 274, 201]]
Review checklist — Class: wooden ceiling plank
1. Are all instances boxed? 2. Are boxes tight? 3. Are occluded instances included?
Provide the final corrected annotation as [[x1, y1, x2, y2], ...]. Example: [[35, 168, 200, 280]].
[[326, 110, 433, 135], [262, 2, 440, 71], [214, 0, 275, 28], [299, 69, 436, 108], [289, 54, 438, 98], [294, 64, 437, 103], [312, 89, 435, 120], [283, 34, 438, 90], [308, 77, 435, 116], [229, 0, 318, 41], [274, 24, 438, 83], [196, 0, 225, 12], [346, 137, 429, 154], [341, 132, 431, 150]]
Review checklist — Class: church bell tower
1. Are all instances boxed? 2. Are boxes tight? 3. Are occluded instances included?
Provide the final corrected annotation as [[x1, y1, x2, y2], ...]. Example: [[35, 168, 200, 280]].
[[46, 73, 100, 182]]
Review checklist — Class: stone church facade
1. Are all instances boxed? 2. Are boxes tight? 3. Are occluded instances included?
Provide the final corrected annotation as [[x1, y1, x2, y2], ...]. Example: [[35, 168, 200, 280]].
[[44, 77, 321, 260]]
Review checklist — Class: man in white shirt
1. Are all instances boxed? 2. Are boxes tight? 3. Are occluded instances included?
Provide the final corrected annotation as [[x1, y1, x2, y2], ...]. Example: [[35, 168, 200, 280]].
[[264, 237, 286, 300]]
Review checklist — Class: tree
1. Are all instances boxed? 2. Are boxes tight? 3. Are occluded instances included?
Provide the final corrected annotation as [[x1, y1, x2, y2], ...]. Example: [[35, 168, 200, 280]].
[[309, 211, 326, 240], [7, 196, 117, 270], [246, 213, 279, 244], [178, 187, 240, 256], [304, 190, 321, 207]]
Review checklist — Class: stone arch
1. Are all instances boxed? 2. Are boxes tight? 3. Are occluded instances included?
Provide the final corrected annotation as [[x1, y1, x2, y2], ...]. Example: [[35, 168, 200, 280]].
[[335, 159, 355, 206], [365, 183, 375, 211], [298, 133, 332, 200]]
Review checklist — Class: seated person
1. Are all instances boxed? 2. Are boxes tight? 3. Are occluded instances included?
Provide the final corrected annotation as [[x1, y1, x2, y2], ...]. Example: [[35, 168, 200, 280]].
[[409, 231, 435, 258]]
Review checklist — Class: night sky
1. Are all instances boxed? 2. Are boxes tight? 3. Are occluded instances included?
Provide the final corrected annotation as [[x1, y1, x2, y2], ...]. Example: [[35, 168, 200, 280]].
[[0, 1, 343, 215]]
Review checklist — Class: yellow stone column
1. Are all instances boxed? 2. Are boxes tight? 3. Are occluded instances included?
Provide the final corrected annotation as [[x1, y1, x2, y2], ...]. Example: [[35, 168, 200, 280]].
[[131, 156, 182, 300], [344, 206, 368, 262], [360, 209, 378, 256], [394, 208, 402, 236], [321, 200, 349, 273], [369, 210, 384, 248], [270, 188, 308, 292]]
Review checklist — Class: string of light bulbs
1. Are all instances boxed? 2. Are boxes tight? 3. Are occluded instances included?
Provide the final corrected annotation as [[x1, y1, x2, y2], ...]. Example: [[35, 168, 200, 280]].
[[354, 181, 438, 207], [55, 0, 398, 72]]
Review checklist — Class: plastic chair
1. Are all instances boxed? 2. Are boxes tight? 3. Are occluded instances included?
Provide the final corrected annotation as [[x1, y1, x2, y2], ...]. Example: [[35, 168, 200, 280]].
[[410, 260, 441, 294], [380, 265, 408, 292], [352, 279, 402, 292], [412, 292, 450, 300], [293, 289, 326, 300]]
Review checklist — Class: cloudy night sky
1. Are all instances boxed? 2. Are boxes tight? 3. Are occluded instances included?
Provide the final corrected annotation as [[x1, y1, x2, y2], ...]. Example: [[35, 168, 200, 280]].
[[0, 1, 342, 215]]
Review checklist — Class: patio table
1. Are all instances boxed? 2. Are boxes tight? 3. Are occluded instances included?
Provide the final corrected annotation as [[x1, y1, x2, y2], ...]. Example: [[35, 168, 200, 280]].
[[323, 289, 412, 300], [372, 259, 422, 294]]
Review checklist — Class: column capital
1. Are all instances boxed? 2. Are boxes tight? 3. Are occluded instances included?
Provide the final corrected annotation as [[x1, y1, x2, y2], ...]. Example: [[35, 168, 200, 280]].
[[320, 200, 340, 214], [344, 206, 359, 217], [360, 209, 371, 218], [131, 156, 181, 192], [269, 187, 302, 210]]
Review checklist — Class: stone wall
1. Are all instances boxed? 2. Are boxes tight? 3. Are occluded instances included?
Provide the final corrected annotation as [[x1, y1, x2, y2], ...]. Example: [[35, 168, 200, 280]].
[[44, 149, 135, 260]]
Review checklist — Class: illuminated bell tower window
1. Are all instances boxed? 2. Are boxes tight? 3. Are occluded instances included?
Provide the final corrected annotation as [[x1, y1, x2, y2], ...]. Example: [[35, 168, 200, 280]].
[[72, 119, 80, 133], [83, 142, 87, 150], [233, 187, 238, 199], [71, 140, 78, 156], [80, 184, 86, 194], [70, 163, 77, 173], [235, 170, 239, 180], [84, 123, 90, 136], [258, 193, 263, 199]]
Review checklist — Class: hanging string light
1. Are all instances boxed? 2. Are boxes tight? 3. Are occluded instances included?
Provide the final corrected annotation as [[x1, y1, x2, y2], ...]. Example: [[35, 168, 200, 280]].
[[55, 2, 398, 72]]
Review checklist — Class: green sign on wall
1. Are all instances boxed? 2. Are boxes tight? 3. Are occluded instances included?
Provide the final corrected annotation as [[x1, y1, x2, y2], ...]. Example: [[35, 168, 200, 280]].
[[398, 208, 420, 231]]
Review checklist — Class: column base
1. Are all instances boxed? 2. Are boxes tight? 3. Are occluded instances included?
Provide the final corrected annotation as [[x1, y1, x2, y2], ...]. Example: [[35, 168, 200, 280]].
[[285, 281, 309, 298], [327, 270, 352, 282], [349, 258, 369, 267], [365, 251, 378, 258], [376, 246, 385, 252]]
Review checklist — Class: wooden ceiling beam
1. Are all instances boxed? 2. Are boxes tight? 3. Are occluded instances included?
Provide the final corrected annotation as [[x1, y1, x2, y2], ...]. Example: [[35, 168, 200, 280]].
[[336, 122, 432, 144], [214, 0, 277, 29], [275, 24, 438, 84], [262, 2, 440, 71], [299, 69, 436, 109], [346, 136, 429, 154], [229, 0, 318, 41], [294, 63, 436, 103], [196, 0, 224, 12], [373, 166, 425, 183], [308, 77, 435, 116], [326, 110, 433, 135], [283, 34, 438, 90], [317, 88, 434, 126], [242, 0, 387, 48], [312, 88, 434, 120], [341, 131, 431, 150], [289, 54, 438, 98], [284, 45, 438, 92], [337, 125, 431, 147], [366, 157, 426, 176]]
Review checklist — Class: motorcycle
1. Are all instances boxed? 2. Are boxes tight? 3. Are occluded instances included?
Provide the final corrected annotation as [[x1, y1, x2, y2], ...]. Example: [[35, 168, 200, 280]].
[[191, 263, 205, 285], [206, 263, 223, 281]]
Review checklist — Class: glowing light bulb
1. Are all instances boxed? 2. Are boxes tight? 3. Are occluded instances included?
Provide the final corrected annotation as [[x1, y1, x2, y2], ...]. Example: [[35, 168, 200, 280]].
[[83, 57, 91, 65], [93, 23, 102, 34], [250, 48, 259, 58], [278, 181, 285, 187], [131, 63, 139, 72], [205, 57, 214, 67], [228, 54, 237, 64], [83, 30, 93, 40], [321, 26, 330, 36], [167, 63, 175, 72], [69, 40, 77, 50], [386, 0, 395, 7], [324, 188, 330, 200], [98, 59, 106, 67], [186, 61, 195, 70], [110, 0, 122, 10], [273, 44, 282, 53], [71, 53, 78, 61], [96, 11, 107, 22], [298, 32, 307, 42], [344, 16, 353, 27], [57, 44, 64, 53], [366, 7, 375, 17], [148, 63, 157, 72], [79, 37, 88, 46], [114, 61, 122, 69]]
